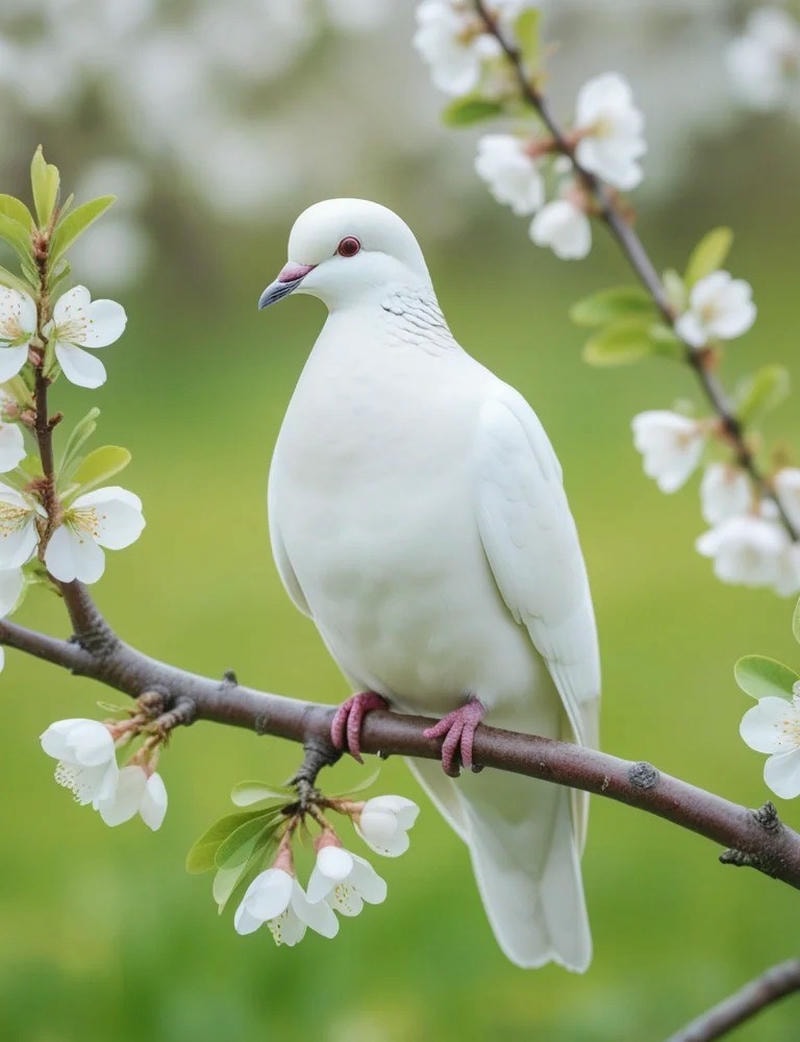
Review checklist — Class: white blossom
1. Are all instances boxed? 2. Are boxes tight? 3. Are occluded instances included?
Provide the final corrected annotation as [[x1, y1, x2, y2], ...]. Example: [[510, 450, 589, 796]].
[[0, 288, 37, 382], [0, 483, 44, 569], [631, 410, 704, 493], [696, 510, 788, 589], [674, 271, 756, 348], [40, 717, 119, 807], [573, 72, 646, 190], [775, 468, 800, 533], [413, 0, 501, 96], [726, 7, 800, 111], [355, 795, 420, 857], [700, 463, 752, 525], [234, 868, 339, 944], [0, 420, 25, 473], [96, 765, 168, 830], [44, 486, 145, 584], [529, 199, 591, 260], [43, 285, 127, 389], [307, 844, 387, 916], [475, 135, 544, 216], [776, 543, 800, 598], [740, 687, 800, 799]]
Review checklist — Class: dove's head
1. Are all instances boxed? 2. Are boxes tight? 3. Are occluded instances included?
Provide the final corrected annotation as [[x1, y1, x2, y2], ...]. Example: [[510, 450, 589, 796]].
[[258, 199, 433, 311]]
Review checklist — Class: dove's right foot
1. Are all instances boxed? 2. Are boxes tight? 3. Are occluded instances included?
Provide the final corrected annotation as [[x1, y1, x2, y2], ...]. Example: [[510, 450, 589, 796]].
[[330, 691, 388, 763]]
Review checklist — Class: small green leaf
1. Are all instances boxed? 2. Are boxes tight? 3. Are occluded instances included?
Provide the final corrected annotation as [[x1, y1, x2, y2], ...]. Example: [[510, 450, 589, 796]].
[[17, 453, 44, 480], [214, 812, 284, 868], [515, 7, 540, 68], [685, 227, 733, 288], [213, 861, 251, 911], [442, 95, 504, 127], [213, 828, 281, 913], [186, 809, 275, 874], [230, 781, 293, 807], [49, 259, 71, 295], [69, 445, 131, 497], [793, 598, 800, 646], [56, 407, 100, 480], [0, 264, 35, 298], [30, 146, 60, 229], [0, 213, 33, 264], [50, 195, 115, 264], [0, 195, 34, 230], [736, 365, 790, 426], [570, 286, 654, 327], [583, 319, 660, 367], [734, 655, 799, 701], [662, 268, 687, 313]]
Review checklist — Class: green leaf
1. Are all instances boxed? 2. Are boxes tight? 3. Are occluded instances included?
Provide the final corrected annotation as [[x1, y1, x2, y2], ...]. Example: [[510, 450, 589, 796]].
[[230, 781, 293, 807], [736, 365, 790, 426], [0, 195, 34, 230], [0, 213, 33, 264], [56, 407, 100, 480], [582, 319, 661, 367], [662, 268, 687, 313], [570, 286, 655, 327], [30, 146, 60, 229], [734, 655, 799, 701], [186, 809, 276, 874], [214, 812, 284, 868], [212, 828, 281, 913], [50, 195, 115, 264], [69, 445, 131, 497], [685, 227, 733, 288], [442, 95, 504, 127], [793, 598, 800, 646], [0, 264, 35, 298], [514, 7, 540, 68], [212, 861, 251, 911]]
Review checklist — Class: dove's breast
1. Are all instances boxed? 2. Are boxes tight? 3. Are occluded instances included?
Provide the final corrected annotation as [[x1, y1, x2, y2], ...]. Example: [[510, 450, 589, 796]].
[[268, 306, 548, 721]]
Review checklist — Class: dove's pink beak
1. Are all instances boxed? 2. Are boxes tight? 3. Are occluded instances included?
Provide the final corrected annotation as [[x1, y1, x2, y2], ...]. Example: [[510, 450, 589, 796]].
[[258, 262, 316, 309]]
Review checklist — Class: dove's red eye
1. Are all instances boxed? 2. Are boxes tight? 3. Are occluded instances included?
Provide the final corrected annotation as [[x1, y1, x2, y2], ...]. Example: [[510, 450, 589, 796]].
[[336, 236, 361, 258]]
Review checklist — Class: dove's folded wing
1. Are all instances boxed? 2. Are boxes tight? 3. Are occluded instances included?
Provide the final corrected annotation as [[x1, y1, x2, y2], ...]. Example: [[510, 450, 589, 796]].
[[474, 383, 601, 753]]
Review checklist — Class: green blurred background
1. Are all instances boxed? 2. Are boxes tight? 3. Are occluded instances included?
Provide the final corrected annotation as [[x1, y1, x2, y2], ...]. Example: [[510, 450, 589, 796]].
[[2, 4, 800, 1041]]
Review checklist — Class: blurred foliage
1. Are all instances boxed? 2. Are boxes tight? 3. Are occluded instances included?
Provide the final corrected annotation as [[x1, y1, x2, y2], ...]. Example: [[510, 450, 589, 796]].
[[3, 23, 800, 1042]]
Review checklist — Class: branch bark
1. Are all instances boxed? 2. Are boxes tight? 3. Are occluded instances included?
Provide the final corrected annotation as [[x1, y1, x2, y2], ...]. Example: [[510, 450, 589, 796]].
[[664, 959, 800, 1042], [7, 606, 800, 889]]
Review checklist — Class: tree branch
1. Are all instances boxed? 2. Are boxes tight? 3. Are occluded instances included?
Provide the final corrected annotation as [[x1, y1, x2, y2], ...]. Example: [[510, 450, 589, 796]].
[[8, 606, 800, 889], [664, 959, 800, 1042], [472, 0, 798, 539]]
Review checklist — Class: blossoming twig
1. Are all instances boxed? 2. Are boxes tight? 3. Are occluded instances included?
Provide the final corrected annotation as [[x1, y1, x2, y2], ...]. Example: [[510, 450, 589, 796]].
[[471, 0, 797, 540], [4, 601, 800, 889], [664, 958, 800, 1042]]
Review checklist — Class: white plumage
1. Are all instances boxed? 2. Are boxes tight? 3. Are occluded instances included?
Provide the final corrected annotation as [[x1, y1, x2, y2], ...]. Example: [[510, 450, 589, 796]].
[[260, 199, 600, 970]]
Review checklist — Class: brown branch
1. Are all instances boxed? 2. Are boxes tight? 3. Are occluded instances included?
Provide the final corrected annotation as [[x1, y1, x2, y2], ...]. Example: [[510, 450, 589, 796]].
[[6, 606, 800, 889], [472, 0, 798, 540], [664, 959, 800, 1042]]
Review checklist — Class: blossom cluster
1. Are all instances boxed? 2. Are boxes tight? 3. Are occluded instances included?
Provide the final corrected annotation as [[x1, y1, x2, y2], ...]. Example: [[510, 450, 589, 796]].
[[726, 6, 800, 114], [234, 796, 419, 947], [39, 717, 167, 829]]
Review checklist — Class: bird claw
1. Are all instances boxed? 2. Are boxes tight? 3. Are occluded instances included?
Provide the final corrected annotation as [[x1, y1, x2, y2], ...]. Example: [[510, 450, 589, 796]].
[[330, 691, 388, 763], [423, 697, 485, 777]]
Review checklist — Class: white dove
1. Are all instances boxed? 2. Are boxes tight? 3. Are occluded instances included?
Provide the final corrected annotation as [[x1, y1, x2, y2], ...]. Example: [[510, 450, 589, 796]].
[[259, 198, 600, 971]]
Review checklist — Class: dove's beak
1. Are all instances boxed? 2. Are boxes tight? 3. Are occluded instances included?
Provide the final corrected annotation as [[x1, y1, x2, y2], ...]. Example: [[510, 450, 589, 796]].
[[258, 262, 316, 310]]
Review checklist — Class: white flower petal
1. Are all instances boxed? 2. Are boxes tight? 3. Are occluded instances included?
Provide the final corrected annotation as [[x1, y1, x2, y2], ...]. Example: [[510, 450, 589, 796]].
[[0, 288, 36, 344], [764, 749, 800, 800], [0, 566, 23, 617], [55, 342, 108, 389], [349, 854, 388, 904], [97, 764, 147, 825], [55, 759, 118, 806], [696, 514, 787, 588], [316, 844, 354, 881], [0, 345, 30, 382], [0, 421, 25, 473], [740, 697, 799, 754], [700, 464, 751, 525], [291, 881, 339, 939], [631, 410, 703, 493], [45, 523, 106, 584], [77, 298, 127, 347], [529, 200, 591, 260], [53, 285, 91, 325], [233, 904, 264, 936], [40, 718, 115, 767], [269, 907, 307, 946], [140, 772, 168, 830], [241, 869, 294, 922], [71, 486, 145, 550]]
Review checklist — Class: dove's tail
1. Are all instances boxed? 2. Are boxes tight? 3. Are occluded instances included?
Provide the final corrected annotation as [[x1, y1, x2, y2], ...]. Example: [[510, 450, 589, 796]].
[[408, 759, 591, 971]]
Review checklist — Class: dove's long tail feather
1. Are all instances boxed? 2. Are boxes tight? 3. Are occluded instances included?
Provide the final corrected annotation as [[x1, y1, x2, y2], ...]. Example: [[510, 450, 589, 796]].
[[409, 760, 591, 971]]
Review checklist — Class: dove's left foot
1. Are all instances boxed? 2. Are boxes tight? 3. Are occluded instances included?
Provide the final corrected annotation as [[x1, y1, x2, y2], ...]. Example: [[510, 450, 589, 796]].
[[423, 697, 485, 777], [331, 691, 389, 763]]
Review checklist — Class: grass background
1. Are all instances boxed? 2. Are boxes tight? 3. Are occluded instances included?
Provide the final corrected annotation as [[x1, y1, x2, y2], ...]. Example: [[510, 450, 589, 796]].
[[2, 91, 800, 1042]]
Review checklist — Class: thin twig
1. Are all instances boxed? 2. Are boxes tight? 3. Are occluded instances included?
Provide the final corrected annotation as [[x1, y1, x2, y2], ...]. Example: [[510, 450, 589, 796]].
[[472, 0, 797, 539], [6, 607, 800, 889], [664, 959, 800, 1042]]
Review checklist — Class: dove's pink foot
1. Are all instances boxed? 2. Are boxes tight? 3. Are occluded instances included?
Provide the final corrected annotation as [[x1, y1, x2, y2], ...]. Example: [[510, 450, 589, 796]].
[[423, 696, 485, 777], [331, 691, 389, 763]]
